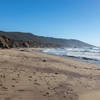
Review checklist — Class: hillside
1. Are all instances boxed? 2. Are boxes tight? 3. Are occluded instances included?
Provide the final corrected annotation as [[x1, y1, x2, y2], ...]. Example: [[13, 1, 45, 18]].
[[0, 31, 93, 48]]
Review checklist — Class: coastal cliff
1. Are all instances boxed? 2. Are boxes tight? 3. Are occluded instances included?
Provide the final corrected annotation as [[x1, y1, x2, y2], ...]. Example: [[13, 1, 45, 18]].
[[0, 31, 94, 48]]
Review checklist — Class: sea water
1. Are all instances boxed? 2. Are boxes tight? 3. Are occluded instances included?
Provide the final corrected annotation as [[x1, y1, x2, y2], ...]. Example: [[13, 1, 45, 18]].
[[42, 47, 100, 66]]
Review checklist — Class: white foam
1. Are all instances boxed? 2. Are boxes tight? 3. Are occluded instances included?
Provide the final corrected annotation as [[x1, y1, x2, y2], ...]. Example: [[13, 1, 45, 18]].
[[43, 47, 100, 60]]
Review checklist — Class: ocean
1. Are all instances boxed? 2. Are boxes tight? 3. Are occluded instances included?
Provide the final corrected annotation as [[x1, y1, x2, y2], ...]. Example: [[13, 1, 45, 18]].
[[42, 47, 100, 66]]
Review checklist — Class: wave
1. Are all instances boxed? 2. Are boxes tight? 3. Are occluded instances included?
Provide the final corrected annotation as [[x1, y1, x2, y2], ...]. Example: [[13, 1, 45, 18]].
[[42, 47, 100, 65]]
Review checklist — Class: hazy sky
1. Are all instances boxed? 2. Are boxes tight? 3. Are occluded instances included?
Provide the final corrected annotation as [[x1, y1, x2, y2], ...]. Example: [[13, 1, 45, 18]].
[[0, 0, 100, 46]]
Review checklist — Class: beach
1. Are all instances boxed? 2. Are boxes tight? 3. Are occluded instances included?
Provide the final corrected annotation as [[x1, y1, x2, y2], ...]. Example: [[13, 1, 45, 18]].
[[0, 48, 100, 100]]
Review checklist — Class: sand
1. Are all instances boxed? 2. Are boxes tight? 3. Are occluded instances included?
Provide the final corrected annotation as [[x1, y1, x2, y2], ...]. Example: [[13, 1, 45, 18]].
[[0, 48, 100, 100], [79, 90, 100, 100]]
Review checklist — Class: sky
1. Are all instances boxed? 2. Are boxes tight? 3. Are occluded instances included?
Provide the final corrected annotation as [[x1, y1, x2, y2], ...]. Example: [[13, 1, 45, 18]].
[[0, 0, 100, 46]]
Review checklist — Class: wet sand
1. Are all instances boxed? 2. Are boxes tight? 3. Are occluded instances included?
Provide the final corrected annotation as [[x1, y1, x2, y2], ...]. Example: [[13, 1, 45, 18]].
[[0, 48, 100, 100]]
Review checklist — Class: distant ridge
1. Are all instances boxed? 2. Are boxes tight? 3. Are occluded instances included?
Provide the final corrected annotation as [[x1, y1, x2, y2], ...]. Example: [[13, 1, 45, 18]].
[[0, 31, 94, 48]]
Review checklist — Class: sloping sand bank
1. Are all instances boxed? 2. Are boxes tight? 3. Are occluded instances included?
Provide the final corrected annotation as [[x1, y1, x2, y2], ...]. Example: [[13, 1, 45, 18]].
[[0, 48, 100, 100]]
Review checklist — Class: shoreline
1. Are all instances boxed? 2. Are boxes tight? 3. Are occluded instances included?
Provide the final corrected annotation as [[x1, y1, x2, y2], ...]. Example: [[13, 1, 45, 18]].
[[0, 48, 100, 100], [40, 48, 100, 66], [34, 48, 100, 66]]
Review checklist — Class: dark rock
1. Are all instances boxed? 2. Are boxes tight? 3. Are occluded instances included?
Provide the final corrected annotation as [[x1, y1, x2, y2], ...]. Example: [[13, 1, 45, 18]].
[[43, 59, 47, 62]]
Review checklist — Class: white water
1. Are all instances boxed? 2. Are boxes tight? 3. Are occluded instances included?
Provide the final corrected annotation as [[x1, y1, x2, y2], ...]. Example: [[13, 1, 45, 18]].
[[42, 47, 100, 65]]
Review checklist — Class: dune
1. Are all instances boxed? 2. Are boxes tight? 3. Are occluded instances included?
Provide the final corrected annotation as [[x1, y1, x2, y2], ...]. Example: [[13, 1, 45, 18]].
[[0, 48, 100, 100]]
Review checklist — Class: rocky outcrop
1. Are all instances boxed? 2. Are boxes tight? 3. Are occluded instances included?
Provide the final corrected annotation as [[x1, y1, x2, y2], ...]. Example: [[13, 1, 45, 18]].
[[0, 36, 29, 48], [0, 36, 60, 48], [0, 36, 9, 48]]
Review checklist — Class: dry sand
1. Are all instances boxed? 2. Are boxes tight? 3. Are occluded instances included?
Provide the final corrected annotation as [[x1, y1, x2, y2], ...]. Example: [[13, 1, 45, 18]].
[[79, 90, 100, 100], [0, 48, 100, 100]]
